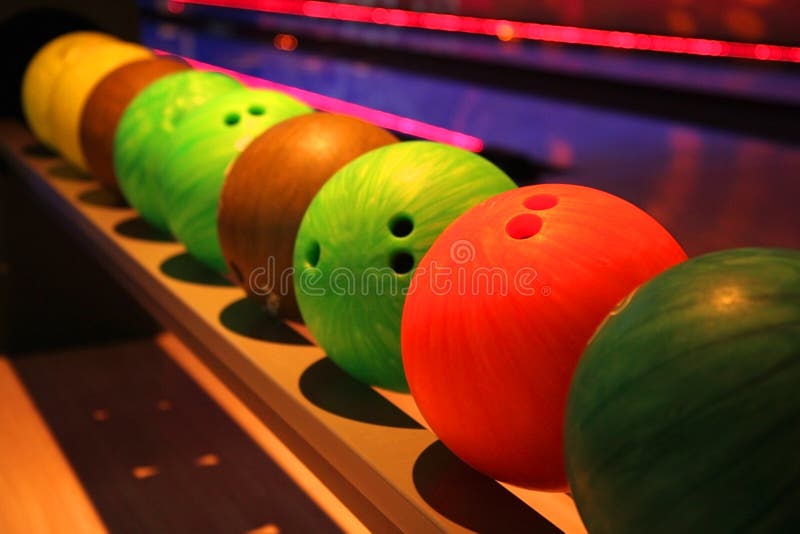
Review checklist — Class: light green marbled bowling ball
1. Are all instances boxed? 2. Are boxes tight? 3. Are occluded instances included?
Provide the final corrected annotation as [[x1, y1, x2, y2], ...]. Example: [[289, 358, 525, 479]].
[[161, 88, 312, 273], [114, 70, 242, 232], [293, 141, 516, 391]]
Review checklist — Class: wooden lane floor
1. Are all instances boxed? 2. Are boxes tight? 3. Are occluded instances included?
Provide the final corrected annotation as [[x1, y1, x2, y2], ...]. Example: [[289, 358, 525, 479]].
[[1, 333, 365, 534]]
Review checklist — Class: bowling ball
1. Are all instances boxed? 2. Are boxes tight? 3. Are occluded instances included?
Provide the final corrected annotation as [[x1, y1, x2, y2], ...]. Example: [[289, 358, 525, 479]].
[[219, 113, 397, 321], [80, 56, 189, 191], [48, 40, 152, 169], [401, 184, 687, 490], [21, 31, 116, 148], [565, 248, 800, 534], [293, 141, 516, 391], [114, 70, 242, 232], [161, 88, 312, 273]]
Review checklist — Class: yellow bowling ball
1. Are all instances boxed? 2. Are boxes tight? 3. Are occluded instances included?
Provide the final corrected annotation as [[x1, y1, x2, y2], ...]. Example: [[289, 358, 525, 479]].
[[21, 31, 117, 148], [48, 40, 152, 170]]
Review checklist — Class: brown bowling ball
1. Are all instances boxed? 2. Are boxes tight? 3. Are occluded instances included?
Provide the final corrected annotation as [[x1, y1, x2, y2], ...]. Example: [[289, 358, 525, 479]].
[[79, 56, 189, 191], [219, 112, 397, 322]]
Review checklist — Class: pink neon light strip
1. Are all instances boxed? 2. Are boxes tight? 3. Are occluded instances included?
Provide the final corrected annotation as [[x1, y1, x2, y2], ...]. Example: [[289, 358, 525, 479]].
[[153, 50, 484, 151], [171, 0, 800, 63]]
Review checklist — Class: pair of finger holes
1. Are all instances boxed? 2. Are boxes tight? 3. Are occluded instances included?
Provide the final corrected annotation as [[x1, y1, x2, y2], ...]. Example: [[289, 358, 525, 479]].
[[305, 241, 413, 275], [223, 104, 267, 126], [505, 194, 558, 240], [389, 215, 414, 274]]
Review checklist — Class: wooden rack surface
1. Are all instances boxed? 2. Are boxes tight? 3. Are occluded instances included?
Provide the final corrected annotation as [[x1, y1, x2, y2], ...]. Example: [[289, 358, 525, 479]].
[[1, 120, 585, 534]]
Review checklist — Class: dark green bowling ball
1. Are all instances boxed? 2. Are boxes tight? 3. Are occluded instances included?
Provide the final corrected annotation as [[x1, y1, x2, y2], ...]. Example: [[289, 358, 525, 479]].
[[565, 247, 800, 534]]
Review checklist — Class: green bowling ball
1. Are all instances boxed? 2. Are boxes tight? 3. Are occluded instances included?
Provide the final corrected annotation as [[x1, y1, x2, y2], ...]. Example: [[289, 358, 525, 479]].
[[293, 141, 516, 391], [114, 70, 242, 232], [161, 88, 312, 273], [565, 247, 800, 534]]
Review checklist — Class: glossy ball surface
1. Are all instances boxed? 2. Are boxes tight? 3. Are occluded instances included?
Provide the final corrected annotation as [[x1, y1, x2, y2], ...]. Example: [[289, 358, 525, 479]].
[[114, 70, 242, 232], [401, 184, 687, 490], [22, 31, 115, 148], [294, 141, 516, 391], [219, 113, 397, 321], [566, 248, 800, 534], [48, 40, 152, 169], [80, 56, 189, 190], [162, 88, 312, 273]]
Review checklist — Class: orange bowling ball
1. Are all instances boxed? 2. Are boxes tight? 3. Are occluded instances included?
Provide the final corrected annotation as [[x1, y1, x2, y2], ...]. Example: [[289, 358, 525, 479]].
[[402, 184, 687, 490]]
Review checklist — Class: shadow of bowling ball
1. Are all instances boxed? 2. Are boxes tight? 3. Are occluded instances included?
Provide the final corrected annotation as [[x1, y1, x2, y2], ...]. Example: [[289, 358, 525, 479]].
[[413, 441, 561, 532], [220, 297, 309, 345], [78, 187, 127, 208], [160, 252, 231, 287], [299, 357, 422, 429], [114, 216, 174, 243]]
